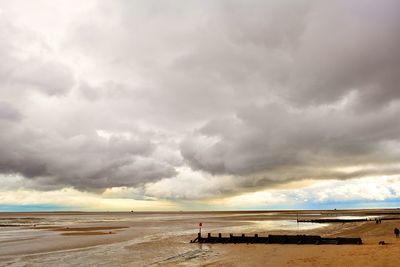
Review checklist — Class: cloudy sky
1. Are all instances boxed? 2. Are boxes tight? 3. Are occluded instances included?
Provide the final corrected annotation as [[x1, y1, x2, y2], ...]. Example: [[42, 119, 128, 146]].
[[1, 0, 400, 211]]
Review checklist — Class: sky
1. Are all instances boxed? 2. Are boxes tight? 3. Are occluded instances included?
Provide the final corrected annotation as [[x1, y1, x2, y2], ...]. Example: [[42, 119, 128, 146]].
[[1, 0, 400, 211]]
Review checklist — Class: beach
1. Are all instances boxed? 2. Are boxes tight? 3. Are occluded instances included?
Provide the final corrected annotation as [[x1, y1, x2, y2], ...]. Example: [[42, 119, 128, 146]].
[[1, 210, 400, 266]]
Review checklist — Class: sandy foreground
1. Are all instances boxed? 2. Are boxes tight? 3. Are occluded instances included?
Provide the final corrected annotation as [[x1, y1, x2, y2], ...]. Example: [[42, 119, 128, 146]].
[[0, 210, 400, 266], [198, 220, 400, 267]]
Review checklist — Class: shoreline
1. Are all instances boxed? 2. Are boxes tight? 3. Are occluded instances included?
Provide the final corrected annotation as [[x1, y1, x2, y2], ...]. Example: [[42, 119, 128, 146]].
[[1, 210, 400, 266]]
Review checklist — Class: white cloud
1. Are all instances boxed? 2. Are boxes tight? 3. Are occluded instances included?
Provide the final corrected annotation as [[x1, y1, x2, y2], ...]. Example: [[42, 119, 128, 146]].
[[209, 175, 400, 209]]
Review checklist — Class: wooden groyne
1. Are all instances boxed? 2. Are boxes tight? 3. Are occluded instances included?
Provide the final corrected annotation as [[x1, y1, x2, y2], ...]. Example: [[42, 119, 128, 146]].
[[191, 233, 362, 245]]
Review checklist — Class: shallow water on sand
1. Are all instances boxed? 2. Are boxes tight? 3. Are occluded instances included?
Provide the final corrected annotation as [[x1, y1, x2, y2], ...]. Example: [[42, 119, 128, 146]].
[[320, 215, 381, 220]]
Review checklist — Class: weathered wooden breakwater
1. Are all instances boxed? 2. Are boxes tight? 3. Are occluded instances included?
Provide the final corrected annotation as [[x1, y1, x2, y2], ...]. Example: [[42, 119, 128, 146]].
[[191, 233, 362, 245]]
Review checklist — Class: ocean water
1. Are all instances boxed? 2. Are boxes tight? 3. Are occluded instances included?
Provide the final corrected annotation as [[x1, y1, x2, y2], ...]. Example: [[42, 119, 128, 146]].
[[320, 215, 381, 220]]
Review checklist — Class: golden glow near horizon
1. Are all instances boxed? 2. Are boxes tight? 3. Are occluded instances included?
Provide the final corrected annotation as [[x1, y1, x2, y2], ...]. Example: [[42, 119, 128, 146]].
[[0, 187, 179, 211], [2, 174, 400, 211]]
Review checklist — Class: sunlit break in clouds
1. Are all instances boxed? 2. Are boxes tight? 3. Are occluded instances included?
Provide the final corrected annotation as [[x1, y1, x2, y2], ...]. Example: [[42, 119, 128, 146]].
[[1, 0, 400, 211]]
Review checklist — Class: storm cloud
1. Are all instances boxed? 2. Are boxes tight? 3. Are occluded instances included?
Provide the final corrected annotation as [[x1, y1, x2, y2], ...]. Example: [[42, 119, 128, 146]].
[[0, 0, 400, 200]]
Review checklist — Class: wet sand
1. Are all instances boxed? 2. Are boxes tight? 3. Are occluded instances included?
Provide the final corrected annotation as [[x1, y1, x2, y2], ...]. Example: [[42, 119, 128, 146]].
[[1, 210, 400, 266]]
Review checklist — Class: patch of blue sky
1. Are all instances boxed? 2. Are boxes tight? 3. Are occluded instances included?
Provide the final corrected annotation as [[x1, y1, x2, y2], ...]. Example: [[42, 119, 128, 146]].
[[0, 204, 71, 212], [298, 198, 400, 210]]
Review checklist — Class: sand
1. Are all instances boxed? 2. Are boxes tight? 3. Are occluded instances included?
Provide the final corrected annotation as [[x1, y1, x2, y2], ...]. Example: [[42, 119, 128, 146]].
[[194, 220, 400, 267], [1, 210, 400, 266]]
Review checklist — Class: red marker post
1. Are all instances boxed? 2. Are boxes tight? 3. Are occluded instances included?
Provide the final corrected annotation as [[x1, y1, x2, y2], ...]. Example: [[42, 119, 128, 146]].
[[199, 222, 202, 235]]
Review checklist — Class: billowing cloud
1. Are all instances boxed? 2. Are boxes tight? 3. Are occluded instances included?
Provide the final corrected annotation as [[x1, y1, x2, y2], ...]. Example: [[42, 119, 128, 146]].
[[0, 121, 178, 190], [181, 101, 400, 183], [0, 0, 400, 206]]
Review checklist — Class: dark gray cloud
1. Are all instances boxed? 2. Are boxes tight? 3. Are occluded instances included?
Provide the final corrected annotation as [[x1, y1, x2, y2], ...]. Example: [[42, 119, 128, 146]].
[[0, 120, 177, 190], [181, 101, 400, 179], [0, 0, 400, 198], [282, 0, 400, 109]]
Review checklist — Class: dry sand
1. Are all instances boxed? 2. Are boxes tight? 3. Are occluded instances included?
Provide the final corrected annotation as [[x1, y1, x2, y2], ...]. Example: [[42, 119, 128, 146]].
[[1, 210, 400, 266]]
